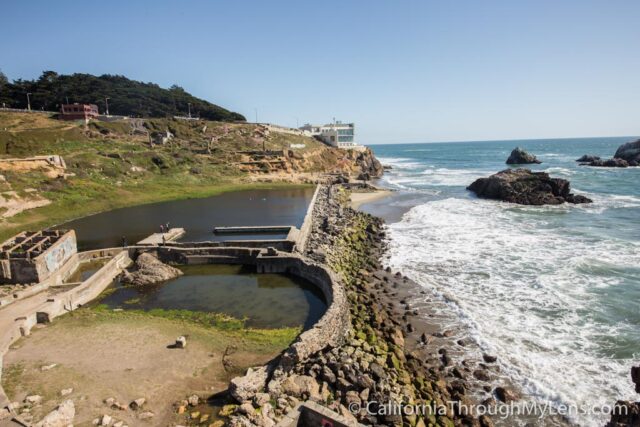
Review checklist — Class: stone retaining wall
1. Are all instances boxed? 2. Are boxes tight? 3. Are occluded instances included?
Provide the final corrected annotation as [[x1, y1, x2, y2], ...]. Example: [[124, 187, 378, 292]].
[[256, 253, 349, 366]]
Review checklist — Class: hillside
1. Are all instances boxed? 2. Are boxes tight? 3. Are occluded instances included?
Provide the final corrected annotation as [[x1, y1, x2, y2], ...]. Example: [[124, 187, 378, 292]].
[[0, 112, 381, 239], [0, 71, 245, 121]]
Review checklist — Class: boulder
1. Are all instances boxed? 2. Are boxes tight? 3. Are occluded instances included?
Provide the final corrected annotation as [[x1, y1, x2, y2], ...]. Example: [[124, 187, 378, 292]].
[[576, 154, 601, 163], [605, 401, 640, 427], [122, 252, 183, 286], [494, 386, 519, 403], [129, 398, 146, 410], [614, 139, 640, 163], [175, 336, 187, 348], [632, 365, 640, 393], [467, 168, 592, 205], [506, 147, 541, 165], [588, 158, 629, 168], [35, 400, 75, 427], [229, 366, 269, 402]]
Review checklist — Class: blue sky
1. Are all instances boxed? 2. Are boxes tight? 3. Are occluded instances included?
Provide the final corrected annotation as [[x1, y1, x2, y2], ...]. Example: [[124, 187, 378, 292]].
[[1, 0, 638, 144]]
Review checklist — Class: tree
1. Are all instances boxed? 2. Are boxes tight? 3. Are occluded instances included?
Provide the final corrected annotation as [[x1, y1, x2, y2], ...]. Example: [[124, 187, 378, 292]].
[[0, 70, 8, 87]]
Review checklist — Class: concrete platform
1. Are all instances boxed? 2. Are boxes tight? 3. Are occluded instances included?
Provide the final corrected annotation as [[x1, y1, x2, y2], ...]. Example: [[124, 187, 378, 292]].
[[137, 228, 185, 245], [212, 225, 293, 234]]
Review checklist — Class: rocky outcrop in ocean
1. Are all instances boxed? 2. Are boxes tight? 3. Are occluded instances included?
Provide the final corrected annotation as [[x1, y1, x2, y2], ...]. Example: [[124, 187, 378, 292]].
[[588, 158, 630, 168], [121, 252, 183, 286], [576, 154, 601, 163], [577, 139, 640, 168], [606, 366, 640, 427], [467, 168, 592, 205], [614, 139, 640, 164], [506, 147, 541, 165]]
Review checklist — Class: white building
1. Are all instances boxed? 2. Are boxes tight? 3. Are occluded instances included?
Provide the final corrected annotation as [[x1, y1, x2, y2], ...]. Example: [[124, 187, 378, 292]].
[[300, 121, 361, 149]]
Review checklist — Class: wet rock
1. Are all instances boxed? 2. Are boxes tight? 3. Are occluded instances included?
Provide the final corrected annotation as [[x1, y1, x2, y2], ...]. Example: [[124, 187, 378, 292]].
[[494, 386, 519, 403], [482, 354, 498, 363], [576, 154, 601, 163], [632, 365, 640, 393], [473, 370, 491, 382], [506, 147, 541, 164], [613, 139, 640, 163], [605, 401, 640, 427], [588, 158, 629, 168], [123, 252, 183, 286], [467, 168, 592, 205], [479, 414, 495, 427]]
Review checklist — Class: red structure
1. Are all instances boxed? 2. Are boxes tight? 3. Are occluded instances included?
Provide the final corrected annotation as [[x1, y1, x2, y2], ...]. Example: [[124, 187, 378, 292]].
[[59, 103, 99, 120]]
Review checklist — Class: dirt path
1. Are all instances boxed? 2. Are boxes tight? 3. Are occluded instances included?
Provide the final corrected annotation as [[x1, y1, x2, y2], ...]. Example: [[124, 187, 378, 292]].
[[2, 309, 293, 426]]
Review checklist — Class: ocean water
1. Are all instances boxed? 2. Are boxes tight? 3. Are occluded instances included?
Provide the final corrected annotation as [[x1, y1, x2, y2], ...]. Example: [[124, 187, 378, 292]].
[[370, 137, 640, 426]]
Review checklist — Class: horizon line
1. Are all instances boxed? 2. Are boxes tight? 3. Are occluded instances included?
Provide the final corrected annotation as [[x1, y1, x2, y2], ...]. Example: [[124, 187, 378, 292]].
[[366, 134, 638, 146]]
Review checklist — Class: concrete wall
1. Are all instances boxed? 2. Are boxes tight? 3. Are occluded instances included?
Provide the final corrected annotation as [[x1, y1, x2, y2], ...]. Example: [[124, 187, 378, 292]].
[[0, 250, 131, 410], [256, 253, 349, 366], [295, 184, 320, 253]]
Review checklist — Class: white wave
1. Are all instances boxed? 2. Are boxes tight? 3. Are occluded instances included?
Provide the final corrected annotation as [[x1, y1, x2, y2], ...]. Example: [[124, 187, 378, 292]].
[[376, 156, 424, 170], [386, 197, 640, 427], [542, 167, 575, 176], [419, 167, 489, 186]]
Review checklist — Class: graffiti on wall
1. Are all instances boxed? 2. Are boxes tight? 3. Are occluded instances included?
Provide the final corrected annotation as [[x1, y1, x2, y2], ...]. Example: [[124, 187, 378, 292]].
[[44, 235, 76, 272]]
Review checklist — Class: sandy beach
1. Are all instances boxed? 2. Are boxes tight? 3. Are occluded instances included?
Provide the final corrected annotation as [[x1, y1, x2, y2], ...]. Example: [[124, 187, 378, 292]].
[[349, 189, 393, 209]]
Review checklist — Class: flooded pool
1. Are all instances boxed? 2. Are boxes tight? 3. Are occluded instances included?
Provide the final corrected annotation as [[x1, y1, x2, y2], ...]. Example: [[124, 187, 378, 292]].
[[64, 259, 107, 283], [61, 187, 315, 250], [98, 264, 327, 329]]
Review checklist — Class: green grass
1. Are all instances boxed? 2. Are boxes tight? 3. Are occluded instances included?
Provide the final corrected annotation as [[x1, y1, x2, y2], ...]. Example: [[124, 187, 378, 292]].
[[0, 112, 318, 241], [84, 305, 301, 351]]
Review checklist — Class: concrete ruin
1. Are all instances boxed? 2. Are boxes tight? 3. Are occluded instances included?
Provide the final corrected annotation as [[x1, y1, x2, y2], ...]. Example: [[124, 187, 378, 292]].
[[0, 230, 78, 284]]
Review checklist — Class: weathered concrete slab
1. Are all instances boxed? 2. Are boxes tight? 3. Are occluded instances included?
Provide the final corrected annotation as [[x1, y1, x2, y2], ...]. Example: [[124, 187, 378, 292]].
[[213, 225, 293, 234], [137, 227, 185, 245]]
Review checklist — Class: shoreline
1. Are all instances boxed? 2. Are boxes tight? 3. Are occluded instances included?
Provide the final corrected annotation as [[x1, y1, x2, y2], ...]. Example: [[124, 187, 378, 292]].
[[349, 188, 394, 210]]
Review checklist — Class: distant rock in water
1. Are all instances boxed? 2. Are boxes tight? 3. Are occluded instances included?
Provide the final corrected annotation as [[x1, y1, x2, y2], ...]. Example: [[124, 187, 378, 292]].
[[506, 147, 541, 165], [589, 158, 630, 168], [467, 168, 592, 205], [614, 139, 640, 163], [582, 139, 640, 167], [576, 154, 601, 163], [122, 252, 183, 286]]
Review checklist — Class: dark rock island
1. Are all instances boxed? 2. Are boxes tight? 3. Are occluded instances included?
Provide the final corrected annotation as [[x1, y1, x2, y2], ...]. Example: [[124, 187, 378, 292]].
[[467, 168, 592, 205], [506, 147, 541, 165], [577, 138, 640, 168], [614, 139, 640, 164]]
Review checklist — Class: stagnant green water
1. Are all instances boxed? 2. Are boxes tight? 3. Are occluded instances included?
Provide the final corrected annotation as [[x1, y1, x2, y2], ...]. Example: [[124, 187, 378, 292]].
[[99, 264, 327, 330]]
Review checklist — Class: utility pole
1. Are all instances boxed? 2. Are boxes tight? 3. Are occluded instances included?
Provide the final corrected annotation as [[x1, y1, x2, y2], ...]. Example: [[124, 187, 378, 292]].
[[26, 93, 32, 111], [188, 102, 192, 118], [255, 108, 258, 123], [105, 97, 110, 115]]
